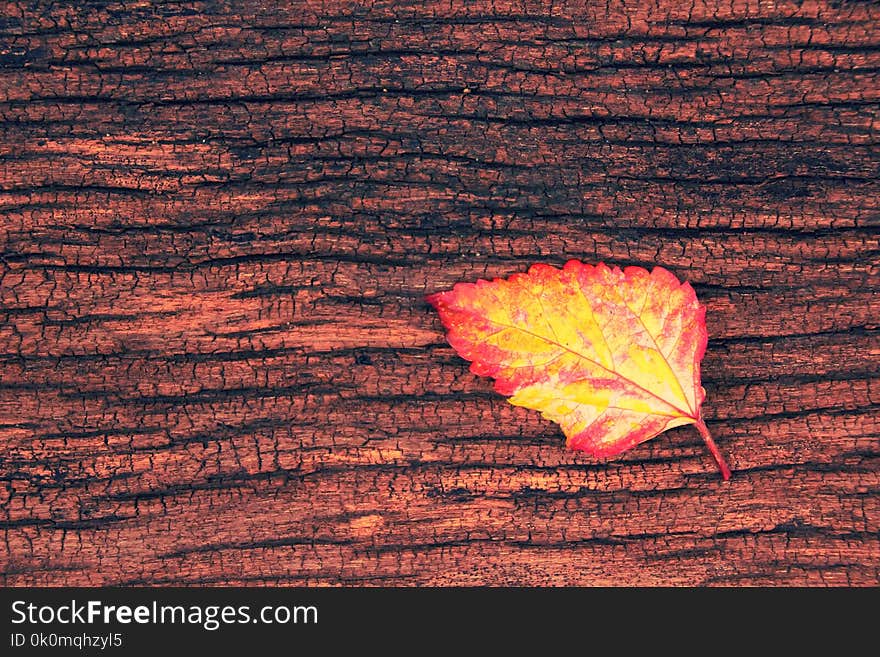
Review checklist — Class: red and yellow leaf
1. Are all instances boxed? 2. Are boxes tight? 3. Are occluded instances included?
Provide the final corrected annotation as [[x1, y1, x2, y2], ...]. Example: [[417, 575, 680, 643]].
[[427, 260, 730, 479]]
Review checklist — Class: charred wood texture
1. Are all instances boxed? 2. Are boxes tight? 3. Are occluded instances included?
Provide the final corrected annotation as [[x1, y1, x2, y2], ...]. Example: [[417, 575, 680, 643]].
[[0, 0, 878, 585]]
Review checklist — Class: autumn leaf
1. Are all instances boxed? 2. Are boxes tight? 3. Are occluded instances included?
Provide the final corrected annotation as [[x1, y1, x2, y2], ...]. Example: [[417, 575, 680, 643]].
[[427, 260, 731, 480]]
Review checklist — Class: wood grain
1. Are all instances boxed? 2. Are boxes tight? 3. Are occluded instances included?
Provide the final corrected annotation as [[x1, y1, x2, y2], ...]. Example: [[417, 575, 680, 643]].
[[1, 0, 878, 586]]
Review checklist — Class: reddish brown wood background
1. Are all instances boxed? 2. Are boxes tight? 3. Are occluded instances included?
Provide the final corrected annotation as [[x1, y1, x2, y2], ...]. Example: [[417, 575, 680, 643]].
[[1, 0, 878, 586]]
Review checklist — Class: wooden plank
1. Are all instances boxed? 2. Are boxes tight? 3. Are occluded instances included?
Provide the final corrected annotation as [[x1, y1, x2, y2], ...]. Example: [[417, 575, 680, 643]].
[[0, 0, 878, 586]]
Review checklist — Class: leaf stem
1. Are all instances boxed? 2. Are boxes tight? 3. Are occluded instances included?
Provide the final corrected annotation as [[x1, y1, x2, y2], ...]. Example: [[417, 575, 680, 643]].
[[694, 416, 731, 481]]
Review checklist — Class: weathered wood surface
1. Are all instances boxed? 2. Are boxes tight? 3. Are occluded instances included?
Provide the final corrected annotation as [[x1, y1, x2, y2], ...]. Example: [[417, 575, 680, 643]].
[[1, 0, 878, 586]]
